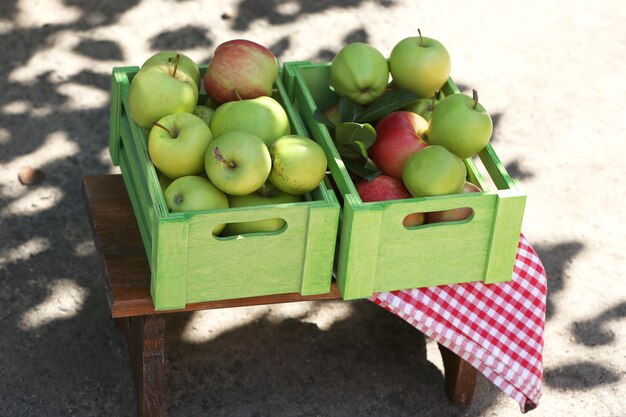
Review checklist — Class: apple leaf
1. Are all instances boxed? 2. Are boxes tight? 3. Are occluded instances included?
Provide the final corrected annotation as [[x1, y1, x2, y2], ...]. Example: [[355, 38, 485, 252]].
[[312, 108, 337, 128], [335, 122, 377, 148], [356, 89, 421, 123], [339, 96, 365, 123], [343, 156, 381, 181]]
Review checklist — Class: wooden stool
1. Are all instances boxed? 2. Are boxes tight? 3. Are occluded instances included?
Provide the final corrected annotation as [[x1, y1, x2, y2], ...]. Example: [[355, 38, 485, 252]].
[[83, 174, 477, 417]]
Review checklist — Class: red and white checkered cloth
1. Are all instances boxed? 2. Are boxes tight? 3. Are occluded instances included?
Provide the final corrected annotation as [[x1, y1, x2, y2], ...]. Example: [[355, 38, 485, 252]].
[[370, 234, 546, 413]]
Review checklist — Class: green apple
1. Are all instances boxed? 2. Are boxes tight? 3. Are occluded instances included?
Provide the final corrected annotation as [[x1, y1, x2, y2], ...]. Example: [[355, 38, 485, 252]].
[[330, 42, 389, 105], [427, 91, 493, 159], [210, 96, 290, 146], [164, 176, 229, 234], [222, 183, 303, 236], [389, 31, 451, 98], [148, 112, 213, 179], [205, 131, 271, 195], [269, 135, 327, 195], [141, 51, 201, 88], [405, 94, 441, 121], [402, 145, 466, 197], [193, 105, 214, 126], [128, 59, 198, 129]]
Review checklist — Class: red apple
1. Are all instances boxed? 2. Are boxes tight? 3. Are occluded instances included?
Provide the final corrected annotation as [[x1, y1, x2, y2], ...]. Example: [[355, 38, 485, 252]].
[[425, 181, 482, 223], [203, 39, 278, 104], [369, 111, 429, 179], [356, 174, 425, 227]]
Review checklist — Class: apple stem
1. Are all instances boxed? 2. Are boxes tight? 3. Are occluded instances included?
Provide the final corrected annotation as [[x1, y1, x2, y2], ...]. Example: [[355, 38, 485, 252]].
[[213, 146, 236, 168], [418, 28, 423, 47], [233, 89, 243, 101], [172, 53, 180, 77], [472, 89, 479, 110], [152, 121, 177, 138]]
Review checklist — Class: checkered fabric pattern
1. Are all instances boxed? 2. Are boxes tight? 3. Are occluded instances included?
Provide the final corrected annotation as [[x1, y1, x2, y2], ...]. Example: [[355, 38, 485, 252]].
[[371, 234, 546, 413]]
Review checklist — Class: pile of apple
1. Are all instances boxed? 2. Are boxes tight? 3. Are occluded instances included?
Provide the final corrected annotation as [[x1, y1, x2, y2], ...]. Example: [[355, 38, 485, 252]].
[[320, 30, 493, 226], [126, 40, 328, 236]]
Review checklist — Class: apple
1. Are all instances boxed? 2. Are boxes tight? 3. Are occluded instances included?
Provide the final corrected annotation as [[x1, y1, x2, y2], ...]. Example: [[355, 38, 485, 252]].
[[193, 105, 214, 126], [405, 94, 441, 121], [425, 181, 482, 224], [205, 131, 271, 195], [221, 183, 303, 236], [164, 175, 229, 234], [389, 30, 451, 98], [402, 145, 466, 197], [128, 56, 198, 129], [209, 96, 290, 146], [148, 112, 213, 179], [203, 39, 278, 104], [369, 111, 429, 179], [329, 42, 389, 105], [427, 90, 493, 159], [268, 135, 328, 195], [141, 50, 200, 88], [356, 174, 425, 227]]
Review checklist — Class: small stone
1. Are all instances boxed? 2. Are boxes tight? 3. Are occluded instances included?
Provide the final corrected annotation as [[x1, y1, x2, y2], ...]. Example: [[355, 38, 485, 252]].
[[18, 166, 45, 185], [221, 9, 233, 19]]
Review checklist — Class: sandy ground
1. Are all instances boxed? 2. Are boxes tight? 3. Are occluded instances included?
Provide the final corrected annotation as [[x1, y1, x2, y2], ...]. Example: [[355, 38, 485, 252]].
[[1, 0, 625, 416]]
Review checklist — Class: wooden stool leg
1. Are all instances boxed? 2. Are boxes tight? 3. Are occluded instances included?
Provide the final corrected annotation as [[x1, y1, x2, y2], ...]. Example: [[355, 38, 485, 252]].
[[438, 343, 477, 405], [129, 315, 166, 417]]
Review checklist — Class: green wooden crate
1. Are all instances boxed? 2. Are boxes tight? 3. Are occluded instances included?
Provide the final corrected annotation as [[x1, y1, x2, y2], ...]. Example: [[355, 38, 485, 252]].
[[282, 61, 526, 300], [108, 65, 340, 311]]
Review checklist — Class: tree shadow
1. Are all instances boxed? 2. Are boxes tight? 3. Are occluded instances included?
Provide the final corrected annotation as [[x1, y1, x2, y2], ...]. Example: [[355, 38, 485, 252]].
[[532, 241, 585, 320], [314, 28, 370, 62], [74, 39, 125, 61], [150, 25, 214, 51], [505, 159, 535, 181], [231, 0, 384, 31], [571, 300, 626, 347], [544, 361, 621, 391]]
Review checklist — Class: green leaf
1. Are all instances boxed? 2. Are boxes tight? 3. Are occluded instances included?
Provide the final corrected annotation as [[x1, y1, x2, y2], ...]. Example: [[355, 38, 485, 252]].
[[356, 89, 422, 123], [335, 122, 376, 147], [338, 141, 368, 159], [343, 157, 381, 181], [313, 108, 337, 128], [339, 96, 365, 122]]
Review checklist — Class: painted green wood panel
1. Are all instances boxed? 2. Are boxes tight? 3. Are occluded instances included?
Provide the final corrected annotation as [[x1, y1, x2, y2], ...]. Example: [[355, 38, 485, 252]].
[[152, 219, 189, 310], [109, 66, 137, 165], [184, 204, 309, 302], [479, 144, 520, 190], [301, 202, 340, 295], [484, 190, 527, 283], [374, 193, 496, 291], [336, 194, 383, 299], [118, 150, 152, 261]]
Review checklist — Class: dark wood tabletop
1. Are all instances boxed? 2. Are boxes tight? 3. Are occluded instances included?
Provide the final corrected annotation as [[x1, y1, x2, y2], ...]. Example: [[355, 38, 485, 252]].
[[82, 174, 342, 318]]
